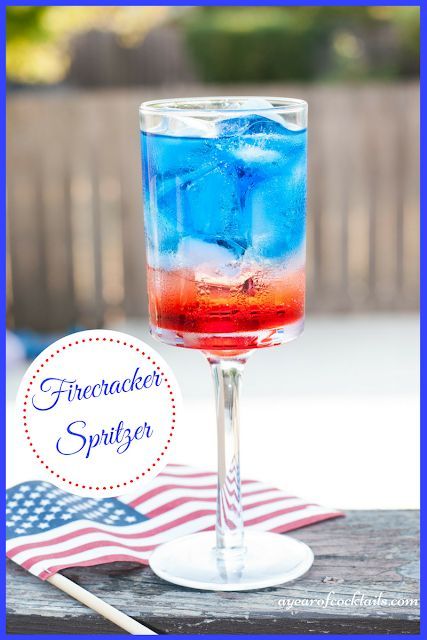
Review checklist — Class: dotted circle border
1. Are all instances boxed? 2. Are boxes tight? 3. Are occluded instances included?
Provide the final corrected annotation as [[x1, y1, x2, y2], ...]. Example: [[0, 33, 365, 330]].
[[21, 335, 177, 493]]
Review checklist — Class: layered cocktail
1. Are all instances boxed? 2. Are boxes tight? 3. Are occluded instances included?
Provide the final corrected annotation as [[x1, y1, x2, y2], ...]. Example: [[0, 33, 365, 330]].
[[140, 97, 312, 591], [141, 97, 306, 353]]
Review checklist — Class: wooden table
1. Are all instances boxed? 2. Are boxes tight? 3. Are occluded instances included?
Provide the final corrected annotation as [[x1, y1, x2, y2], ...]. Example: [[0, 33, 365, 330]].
[[7, 510, 419, 635]]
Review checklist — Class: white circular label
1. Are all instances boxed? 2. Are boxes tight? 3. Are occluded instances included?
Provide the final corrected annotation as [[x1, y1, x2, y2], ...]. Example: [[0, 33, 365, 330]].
[[16, 330, 182, 497]]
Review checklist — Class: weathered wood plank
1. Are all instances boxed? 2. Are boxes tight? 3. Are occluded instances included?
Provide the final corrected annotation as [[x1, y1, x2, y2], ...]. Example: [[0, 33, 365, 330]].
[[7, 510, 419, 634], [117, 93, 148, 320], [7, 99, 50, 330], [401, 84, 420, 307], [37, 96, 77, 330]]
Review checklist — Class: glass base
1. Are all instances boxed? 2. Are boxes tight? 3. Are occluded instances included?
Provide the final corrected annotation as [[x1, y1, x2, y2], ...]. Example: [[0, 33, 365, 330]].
[[150, 318, 304, 354], [149, 530, 314, 591]]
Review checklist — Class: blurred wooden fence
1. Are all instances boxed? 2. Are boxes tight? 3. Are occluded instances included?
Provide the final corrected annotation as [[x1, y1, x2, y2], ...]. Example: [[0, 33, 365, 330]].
[[7, 84, 419, 332]]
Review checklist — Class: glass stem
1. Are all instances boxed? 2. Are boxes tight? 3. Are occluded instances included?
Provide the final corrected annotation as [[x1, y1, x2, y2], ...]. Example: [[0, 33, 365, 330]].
[[207, 354, 248, 557]]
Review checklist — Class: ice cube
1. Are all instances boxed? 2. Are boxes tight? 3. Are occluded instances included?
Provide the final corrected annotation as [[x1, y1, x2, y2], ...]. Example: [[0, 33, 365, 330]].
[[143, 175, 181, 266], [235, 97, 286, 127], [238, 98, 306, 131], [179, 165, 249, 254], [217, 98, 305, 137], [221, 124, 306, 189], [142, 132, 217, 181], [176, 237, 238, 271], [145, 112, 217, 138], [167, 115, 217, 138], [144, 161, 250, 268], [232, 144, 282, 164], [247, 164, 306, 260]]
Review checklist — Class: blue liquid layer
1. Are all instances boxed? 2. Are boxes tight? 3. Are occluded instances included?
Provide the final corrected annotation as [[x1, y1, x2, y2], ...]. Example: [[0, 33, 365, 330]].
[[141, 115, 306, 264]]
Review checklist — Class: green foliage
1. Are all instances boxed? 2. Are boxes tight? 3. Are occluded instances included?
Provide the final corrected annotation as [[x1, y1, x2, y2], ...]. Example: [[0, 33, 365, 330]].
[[182, 7, 419, 83], [6, 7, 49, 44], [6, 6, 172, 84]]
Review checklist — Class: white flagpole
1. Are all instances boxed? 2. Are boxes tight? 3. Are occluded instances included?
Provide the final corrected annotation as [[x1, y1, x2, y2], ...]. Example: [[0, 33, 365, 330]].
[[47, 573, 158, 635]]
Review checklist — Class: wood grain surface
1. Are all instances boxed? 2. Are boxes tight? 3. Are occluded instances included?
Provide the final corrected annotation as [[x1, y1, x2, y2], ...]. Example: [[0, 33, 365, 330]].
[[7, 510, 419, 634]]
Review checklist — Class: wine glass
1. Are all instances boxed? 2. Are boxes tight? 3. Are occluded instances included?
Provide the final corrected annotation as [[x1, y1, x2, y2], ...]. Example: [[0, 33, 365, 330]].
[[139, 96, 312, 590]]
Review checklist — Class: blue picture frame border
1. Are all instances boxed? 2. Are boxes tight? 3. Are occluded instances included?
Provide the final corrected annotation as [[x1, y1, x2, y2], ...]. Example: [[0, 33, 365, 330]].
[[1, 2, 422, 638]]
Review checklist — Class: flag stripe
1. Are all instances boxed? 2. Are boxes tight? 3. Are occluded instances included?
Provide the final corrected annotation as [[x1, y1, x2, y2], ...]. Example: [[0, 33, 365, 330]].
[[127, 479, 259, 509], [132, 486, 285, 514], [145, 492, 295, 518], [269, 511, 344, 533]]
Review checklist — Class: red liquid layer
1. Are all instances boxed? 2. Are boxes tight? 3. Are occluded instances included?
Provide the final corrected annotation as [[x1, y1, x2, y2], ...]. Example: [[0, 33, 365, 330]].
[[147, 266, 305, 349]]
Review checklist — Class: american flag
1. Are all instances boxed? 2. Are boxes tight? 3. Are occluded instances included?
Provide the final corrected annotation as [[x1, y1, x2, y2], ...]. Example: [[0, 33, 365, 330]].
[[6, 465, 342, 580]]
